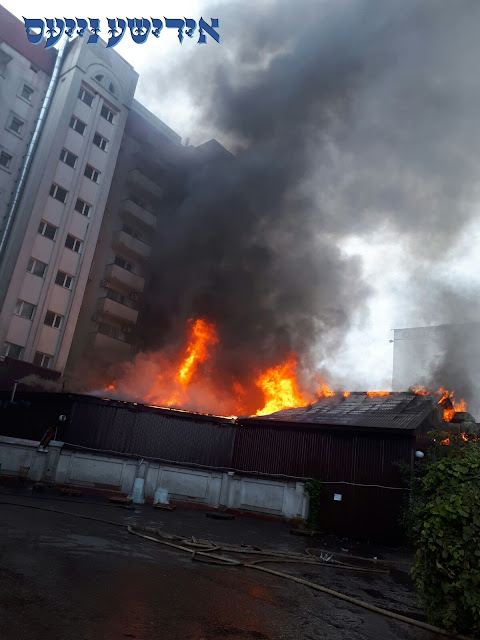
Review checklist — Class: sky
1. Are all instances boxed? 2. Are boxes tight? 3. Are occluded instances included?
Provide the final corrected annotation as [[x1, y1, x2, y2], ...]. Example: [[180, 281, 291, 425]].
[[4, 0, 480, 392]]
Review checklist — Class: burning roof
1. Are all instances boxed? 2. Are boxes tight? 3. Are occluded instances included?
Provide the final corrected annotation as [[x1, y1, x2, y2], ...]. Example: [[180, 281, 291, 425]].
[[247, 391, 441, 431]]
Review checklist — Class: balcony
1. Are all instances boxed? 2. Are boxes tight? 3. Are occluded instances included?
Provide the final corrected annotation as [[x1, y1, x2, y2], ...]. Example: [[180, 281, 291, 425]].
[[97, 296, 138, 324], [127, 168, 164, 201], [104, 263, 145, 292], [113, 229, 151, 260], [91, 332, 133, 356], [121, 198, 157, 229]]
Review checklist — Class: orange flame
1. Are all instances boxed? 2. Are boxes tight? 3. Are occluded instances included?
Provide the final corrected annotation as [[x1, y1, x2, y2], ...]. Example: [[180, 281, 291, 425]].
[[254, 354, 308, 416], [317, 382, 336, 398], [100, 318, 469, 420], [435, 387, 467, 422], [411, 385, 430, 396], [176, 319, 218, 388]]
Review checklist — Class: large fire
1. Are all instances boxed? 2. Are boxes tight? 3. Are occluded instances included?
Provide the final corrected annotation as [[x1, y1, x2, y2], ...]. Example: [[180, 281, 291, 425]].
[[101, 318, 468, 420], [254, 354, 309, 416], [103, 318, 317, 416], [411, 385, 468, 422]]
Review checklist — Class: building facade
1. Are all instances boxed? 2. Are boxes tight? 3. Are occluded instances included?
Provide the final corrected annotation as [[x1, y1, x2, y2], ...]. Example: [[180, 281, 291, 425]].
[[0, 8, 203, 381], [65, 99, 185, 379], [393, 322, 480, 418]]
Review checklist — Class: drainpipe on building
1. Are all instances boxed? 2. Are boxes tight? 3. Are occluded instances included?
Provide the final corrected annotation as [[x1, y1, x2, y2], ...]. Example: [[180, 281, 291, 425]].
[[0, 38, 68, 261], [10, 379, 17, 403]]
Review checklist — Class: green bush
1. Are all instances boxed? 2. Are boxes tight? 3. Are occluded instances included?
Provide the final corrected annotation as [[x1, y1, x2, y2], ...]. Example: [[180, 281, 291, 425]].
[[304, 478, 322, 531], [411, 434, 480, 636]]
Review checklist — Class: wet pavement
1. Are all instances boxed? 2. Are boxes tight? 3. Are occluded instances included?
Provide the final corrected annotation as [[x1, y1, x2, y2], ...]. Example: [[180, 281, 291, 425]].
[[0, 488, 443, 640]]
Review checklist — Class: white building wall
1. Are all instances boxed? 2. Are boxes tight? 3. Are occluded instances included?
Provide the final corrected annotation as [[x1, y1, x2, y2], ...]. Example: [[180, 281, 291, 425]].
[[0, 39, 51, 226], [0, 35, 138, 372], [0, 437, 308, 521]]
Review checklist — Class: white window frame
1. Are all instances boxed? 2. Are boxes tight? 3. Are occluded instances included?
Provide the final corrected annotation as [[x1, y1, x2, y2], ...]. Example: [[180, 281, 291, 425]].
[[114, 256, 133, 272], [27, 258, 47, 278], [14, 299, 35, 320], [84, 164, 100, 183], [65, 234, 82, 253], [8, 114, 24, 135], [70, 116, 86, 135], [59, 148, 77, 169], [44, 310, 63, 329], [100, 105, 115, 124], [2, 342, 23, 359], [93, 132, 108, 151], [0, 150, 12, 169], [55, 270, 73, 289], [49, 183, 68, 204], [20, 84, 34, 101], [78, 87, 94, 107], [74, 198, 91, 217], [38, 220, 57, 240], [33, 352, 52, 368]]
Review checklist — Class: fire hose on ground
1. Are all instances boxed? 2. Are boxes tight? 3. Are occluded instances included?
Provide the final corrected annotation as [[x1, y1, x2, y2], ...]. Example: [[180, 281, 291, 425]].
[[0, 500, 475, 640]]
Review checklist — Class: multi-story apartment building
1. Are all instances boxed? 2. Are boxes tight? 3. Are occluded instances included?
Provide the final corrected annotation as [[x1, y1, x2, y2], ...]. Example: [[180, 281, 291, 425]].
[[0, 8, 228, 388], [0, 8, 139, 373], [66, 99, 185, 380], [0, 6, 56, 232]]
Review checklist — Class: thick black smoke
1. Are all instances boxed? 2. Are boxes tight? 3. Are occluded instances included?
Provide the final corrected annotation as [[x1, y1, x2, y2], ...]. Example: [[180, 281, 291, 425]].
[[135, 0, 480, 392]]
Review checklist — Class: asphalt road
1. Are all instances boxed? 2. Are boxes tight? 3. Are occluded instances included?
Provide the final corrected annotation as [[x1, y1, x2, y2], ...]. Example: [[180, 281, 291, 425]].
[[0, 490, 443, 640]]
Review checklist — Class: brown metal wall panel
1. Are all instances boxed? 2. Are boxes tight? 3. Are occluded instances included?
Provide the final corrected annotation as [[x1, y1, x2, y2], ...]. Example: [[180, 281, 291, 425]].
[[63, 400, 236, 468], [231, 426, 413, 484], [317, 483, 409, 543]]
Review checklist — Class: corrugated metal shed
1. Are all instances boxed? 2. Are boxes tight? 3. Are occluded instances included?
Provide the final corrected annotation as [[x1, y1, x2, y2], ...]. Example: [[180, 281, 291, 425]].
[[65, 397, 235, 467], [0, 392, 236, 469]]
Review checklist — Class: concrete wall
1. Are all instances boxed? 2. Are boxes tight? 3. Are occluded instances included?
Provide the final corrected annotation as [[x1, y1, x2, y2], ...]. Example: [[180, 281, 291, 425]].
[[0, 437, 308, 521]]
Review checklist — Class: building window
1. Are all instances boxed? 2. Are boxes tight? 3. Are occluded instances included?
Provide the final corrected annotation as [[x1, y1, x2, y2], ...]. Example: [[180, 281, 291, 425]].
[[94, 74, 104, 83], [100, 105, 115, 124], [74, 198, 91, 217], [55, 270, 73, 289], [8, 115, 24, 135], [0, 151, 12, 169], [122, 224, 141, 240], [84, 164, 100, 183], [97, 322, 129, 342], [49, 183, 68, 204], [65, 234, 82, 253], [59, 148, 77, 169], [44, 310, 63, 329], [33, 352, 51, 368], [93, 132, 108, 151], [106, 288, 126, 305], [14, 299, 35, 320], [21, 84, 34, 101], [78, 87, 94, 107], [2, 342, 23, 359], [129, 193, 144, 208], [69, 116, 86, 135], [27, 258, 47, 278], [38, 220, 57, 240], [114, 256, 133, 272]]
